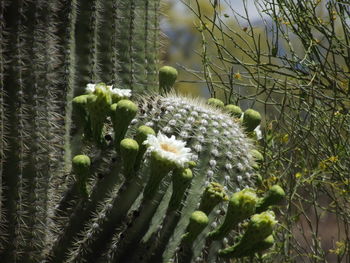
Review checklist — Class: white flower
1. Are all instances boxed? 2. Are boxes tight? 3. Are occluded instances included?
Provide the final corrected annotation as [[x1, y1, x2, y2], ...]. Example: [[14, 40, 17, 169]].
[[143, 132, 192, 167], [254, 125, 263, 140], [86, 83, 96, 93], [86, 83, 131, 98], [110, 88, 132, 98], [86, 83, 112, 93]]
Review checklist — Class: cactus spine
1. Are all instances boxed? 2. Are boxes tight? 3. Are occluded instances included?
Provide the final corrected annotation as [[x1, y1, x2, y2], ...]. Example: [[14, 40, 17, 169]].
[[1, 56, 284, 262], [0, 1, 160, 262], [0, 0, 283, 259]]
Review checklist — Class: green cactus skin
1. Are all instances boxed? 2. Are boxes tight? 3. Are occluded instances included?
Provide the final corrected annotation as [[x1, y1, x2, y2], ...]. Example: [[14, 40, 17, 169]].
[[0, 1, 161, 262], [1, 59, 281, 263]]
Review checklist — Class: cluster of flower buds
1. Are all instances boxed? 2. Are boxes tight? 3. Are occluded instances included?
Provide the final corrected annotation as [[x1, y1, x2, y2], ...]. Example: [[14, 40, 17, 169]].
[[67, 66, 285, 263]]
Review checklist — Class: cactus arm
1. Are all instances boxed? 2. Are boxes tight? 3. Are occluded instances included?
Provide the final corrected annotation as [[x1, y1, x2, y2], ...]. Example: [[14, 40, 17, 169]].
[[110, 0, 121, 86], [95, 0, 113, 84], [63, 0, 78, 161], [64, 163, 150, 263], [148, 0, 160, 90], [47, 149, 122, 262], [132, 168, 193, 263], [74, 0, 94, 95], [1, 1, 34, 260], [112, 175, 172, 262], [116, 0, 135, 89], [177, 211, 209, 263], [0, 0, 8, 251]]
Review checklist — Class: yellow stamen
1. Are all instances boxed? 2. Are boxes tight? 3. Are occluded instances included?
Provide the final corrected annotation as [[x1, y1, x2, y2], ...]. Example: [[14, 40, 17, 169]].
[[161, 143, 179, 154]]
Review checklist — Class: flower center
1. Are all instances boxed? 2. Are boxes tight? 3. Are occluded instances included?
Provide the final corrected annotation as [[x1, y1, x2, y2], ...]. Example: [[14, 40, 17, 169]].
[[160, 143, 179, 154]]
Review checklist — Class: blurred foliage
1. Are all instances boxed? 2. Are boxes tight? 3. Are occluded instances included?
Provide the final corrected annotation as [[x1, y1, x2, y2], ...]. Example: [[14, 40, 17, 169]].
[[162, 0, 350, 262]]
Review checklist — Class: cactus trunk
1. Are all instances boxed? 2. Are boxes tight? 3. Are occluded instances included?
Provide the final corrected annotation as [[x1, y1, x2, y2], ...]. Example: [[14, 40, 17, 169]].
[[0, 1, 160, 262]]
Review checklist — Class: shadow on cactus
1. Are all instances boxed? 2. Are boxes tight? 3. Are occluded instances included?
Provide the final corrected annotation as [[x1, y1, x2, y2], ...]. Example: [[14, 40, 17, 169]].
[[46, 66, 284, 263]]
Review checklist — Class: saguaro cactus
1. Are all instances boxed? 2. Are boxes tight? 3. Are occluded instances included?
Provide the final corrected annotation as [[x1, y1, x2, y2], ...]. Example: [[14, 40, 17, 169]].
[[0, 1, 284, 258], [0, 1, 160, 262], [0, 63, 284, 263]]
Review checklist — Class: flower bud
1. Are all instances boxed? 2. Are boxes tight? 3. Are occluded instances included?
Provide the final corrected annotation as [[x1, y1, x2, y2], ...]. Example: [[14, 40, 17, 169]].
[[219, 211, 277, 258], [208, 188, 257, 240], [182, 211, 209, 244], [110, 99, 138, 149], [120, 138, 139, 179], [198, 182, 228, 215], [251, 149, 264, 170], [242, 109, 261, 132], [207, 98, 224, 108], [225, 104, 242, 118], [134, 126, 156, 169], [168, 168, 193, 210], [256, 185, 285, 213], [72, 155, 91, 197], [159, 66, 178, 94]]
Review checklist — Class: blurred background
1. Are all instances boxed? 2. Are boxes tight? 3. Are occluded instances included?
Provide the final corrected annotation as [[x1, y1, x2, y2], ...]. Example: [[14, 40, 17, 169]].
[[159, 1, 350, 262]]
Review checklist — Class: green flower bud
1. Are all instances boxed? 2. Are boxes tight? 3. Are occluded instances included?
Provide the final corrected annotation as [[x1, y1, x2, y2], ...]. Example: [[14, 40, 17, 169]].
[[159, 66, 178, 94], [198, 182, 228, 215], [134, 125, 156, 170], [244, 211, 277, 243], [143, 151, 176, 200], [110, 99, 138, 149], [219, 235, 275, 258], [72, 94, 91, 136], [219, 211, 277, 258], [120, 138, 139, 179], [256, 185, 285, 213], [242, 109, 261, 132], [187, 161, 197, 168], [72, 94, 88, 112], [135, 125, 156, 145], [168, 168, 193, 210], [72, 155, 91, 177], [182, 211, 209, 244], [72, 155, 91, 197], [251, 149, 264, 170], [207, 98, 225, 108], [225, 104, 243, 118], [208, 188, 258, 240], [85, 85, 112, 144]]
